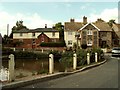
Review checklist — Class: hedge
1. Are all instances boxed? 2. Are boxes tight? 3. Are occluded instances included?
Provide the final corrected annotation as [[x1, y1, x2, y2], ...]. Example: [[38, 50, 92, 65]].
[[40, 42, 66, 47]]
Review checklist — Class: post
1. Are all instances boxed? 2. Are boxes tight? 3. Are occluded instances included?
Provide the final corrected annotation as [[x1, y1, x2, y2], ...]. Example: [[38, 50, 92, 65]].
[[73, 53, 77, 70], [95, 53, 98, 62], [49, 54, 54, 74], [23, 48, 25, 51], [42, 49, 43, 53], [8, 54, 15, 82], [87, 53, 90, 65], [13, 48, 15, 51]]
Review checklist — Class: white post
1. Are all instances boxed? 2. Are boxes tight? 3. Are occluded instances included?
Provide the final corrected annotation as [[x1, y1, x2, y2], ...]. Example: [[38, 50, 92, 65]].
[[23, 48, 25, 51], [73, 53, 77, 70], [8, 54, 15, 82], [13, 48, 15, 51], [87, 53, 90, 65], [95, 53, 98, 62], [42, 49, 43, 53], [49, 54, 54, 74]]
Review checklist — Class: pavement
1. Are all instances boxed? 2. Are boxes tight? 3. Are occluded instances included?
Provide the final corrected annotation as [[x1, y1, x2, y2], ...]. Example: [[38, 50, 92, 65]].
[[1, 59, 106, 89]]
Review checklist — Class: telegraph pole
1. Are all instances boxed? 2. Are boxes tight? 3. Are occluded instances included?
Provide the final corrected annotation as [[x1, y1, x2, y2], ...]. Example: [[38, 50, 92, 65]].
[[7, 24, 9, 36]]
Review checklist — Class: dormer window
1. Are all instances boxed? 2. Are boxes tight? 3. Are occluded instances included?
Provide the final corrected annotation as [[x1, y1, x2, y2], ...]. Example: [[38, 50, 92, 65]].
[[68, 31, 72, 35], [32, 32, 35, 37], [87, 30, 92, 35], [52, 32, 55, 37], [20, 33, 23, 36]]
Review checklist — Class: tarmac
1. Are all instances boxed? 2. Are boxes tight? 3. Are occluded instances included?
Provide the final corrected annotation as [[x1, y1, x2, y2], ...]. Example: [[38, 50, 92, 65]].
[[1, 60, 106, 89]]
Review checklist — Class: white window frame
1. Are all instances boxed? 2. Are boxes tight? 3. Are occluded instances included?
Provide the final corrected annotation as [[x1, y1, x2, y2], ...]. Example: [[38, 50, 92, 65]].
[[87, 40, 92, 46], [41, 37, 44, 42], [52, 32, 55, 37], [87, 30, 92, 35], [20, 33, 23, 36], [68, 31, 72, 35], [32, 32, 35, 37], [68, 40, 72, 45]]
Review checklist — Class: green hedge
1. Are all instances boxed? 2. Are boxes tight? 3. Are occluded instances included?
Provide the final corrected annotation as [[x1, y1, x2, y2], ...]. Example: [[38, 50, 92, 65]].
[[40, 42, 66, 47], [13, 51, 48, 60]]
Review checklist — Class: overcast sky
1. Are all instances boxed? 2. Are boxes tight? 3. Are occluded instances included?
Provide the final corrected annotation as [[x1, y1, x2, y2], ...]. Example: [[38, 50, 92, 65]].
[[0, 0, 119, 36]]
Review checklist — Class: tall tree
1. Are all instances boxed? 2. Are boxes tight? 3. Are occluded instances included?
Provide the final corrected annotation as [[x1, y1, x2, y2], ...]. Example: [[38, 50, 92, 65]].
[[54, 22, 64, 42], [12, 20, 27, 31], [108, 19, 116, 27]]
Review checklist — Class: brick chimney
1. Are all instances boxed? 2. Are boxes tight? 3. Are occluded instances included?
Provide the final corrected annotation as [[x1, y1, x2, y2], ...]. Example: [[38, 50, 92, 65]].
[[45, 24, 47, 28], [70, 18, 75, 23], [83, 16, 87, 24]]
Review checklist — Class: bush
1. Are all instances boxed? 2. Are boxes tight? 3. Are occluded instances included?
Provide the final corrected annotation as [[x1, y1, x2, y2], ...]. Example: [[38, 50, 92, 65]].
[[81, 44, 87, 49], [13, 51, 48, 60], [40, 42, 66, 47], [76, 49, 87, 66], [2, 48, 14, 55], [59, 51, 73, 71], [49, 50, 62, 61]]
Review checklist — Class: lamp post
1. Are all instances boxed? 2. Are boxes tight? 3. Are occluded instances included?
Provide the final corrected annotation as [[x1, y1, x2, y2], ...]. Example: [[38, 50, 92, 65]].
[[75, 32, 80, 50]]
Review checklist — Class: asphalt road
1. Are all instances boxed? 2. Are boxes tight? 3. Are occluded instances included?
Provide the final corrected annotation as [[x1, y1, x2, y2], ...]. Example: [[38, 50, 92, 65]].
[[18, 53, 119, 88]]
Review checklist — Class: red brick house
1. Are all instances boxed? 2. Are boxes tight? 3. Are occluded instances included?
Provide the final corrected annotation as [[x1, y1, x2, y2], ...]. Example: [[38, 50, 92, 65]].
[[12, 27, 59, 48]]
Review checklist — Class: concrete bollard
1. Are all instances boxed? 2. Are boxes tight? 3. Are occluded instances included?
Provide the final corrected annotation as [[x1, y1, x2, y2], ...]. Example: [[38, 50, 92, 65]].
[[42, 49, 43, 53], [8, 54, 15, 82], [23, 48, 25, 51], [73, 53, 77, 70], [49, 54, 54, 74], [95, 53, 98, 62], [13, 48, 15, 51], [87, 53, 90, 65]]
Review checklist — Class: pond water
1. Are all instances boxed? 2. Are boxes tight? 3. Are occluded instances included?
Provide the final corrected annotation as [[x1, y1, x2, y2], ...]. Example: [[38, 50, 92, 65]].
[[2, 58, 65, 73]]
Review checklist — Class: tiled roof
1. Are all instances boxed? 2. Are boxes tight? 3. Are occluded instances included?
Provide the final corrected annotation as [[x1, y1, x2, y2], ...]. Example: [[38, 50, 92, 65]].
[[12, 28, 58, 33], [94, 22, 112, 32], [112, 24, 120, 38], [64, 22, 83, 31], [65, 20, 112, 32]]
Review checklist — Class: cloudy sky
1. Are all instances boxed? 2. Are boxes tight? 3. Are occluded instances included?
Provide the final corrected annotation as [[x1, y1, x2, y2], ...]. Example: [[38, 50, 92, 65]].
[[0, 0, 119, 36]]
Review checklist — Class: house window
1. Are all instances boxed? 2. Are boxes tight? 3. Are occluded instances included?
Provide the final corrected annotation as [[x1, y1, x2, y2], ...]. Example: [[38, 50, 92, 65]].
[[52, 32, 55, 37], [41, 37, 44, 42], [68, 40, 72, 45], [87, 40, 92, 46], [32, 32, 35, 37], [20, 33, 23, 36], [68, 31, 72, 35], [19, 39, 23, 42], [32, 39, 35, 44], [52, 39, 56, 42], [87, 30, 92, 35]]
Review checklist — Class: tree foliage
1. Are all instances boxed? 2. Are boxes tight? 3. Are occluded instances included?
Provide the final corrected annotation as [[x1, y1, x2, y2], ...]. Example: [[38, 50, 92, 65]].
[[12, 20, 28, 31], [54, 22, 64, 42], [108, 19, 116, 27]]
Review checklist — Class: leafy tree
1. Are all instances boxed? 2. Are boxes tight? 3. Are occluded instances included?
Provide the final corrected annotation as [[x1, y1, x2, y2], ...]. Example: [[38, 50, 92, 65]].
[[2, 35, 12, 46], [108, 19, 116, 27], [12, 20, 27, 31], [54, 22, 64, 42]]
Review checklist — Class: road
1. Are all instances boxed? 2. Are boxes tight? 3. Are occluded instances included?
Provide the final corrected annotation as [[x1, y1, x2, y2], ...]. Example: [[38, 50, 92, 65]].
[[17, 53, 119, 88]]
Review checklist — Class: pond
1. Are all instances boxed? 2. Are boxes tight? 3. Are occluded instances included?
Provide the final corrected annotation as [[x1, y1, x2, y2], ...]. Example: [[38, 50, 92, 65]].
[[2, 58, 65, 74]]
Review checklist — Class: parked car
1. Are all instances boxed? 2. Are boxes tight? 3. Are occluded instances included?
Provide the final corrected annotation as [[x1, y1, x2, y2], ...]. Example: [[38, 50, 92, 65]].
[[112, 47, 120, 57]]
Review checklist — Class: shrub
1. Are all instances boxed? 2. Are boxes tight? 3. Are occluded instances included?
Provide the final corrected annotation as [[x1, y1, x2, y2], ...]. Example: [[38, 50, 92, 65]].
[[76, 49, 87, 66], [13, 51, 48, 60], [49, 50, 62, 61], [59, 51, 73, 71], [40, 42, 66, 47], [37, 69, 48, 74], [81, 44, 87, 49]]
